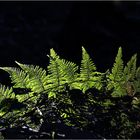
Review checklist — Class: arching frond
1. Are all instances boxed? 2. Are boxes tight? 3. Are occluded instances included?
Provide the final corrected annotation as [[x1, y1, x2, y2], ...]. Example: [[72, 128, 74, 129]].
[[0, 67, 29, 88], [15, 61, 47, 93]]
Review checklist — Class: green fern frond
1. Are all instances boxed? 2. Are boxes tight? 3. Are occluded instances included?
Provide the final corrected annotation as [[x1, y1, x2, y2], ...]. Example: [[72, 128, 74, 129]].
[[80, 46, 97, 79], [111, 47, 124, 81], [107, 47, 126, 97], [0, 84, 16, 114], [78, 46, 100, 92], [124, 54, 137, 81], [15, 61, 47, 93], [59, 59, 78, 88], [0, 67, 29, 88], [134, 67, 140, 93], [136, 67, 140, 79], [0, 84, 15, 110], [111, 83, 127, 97], [0, 66, 40, 103], [0, 84, 14, 99], [46, 48, 66, 92]]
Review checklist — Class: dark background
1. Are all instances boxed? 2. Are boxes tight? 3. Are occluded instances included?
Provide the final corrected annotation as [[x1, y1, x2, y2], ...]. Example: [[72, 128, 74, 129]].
[[0, 1, 140, 85]]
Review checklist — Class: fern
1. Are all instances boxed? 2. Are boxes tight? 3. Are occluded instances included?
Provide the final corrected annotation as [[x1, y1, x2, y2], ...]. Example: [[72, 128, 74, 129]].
[[110, 47, 124, 82], [46, 48, 69, 99], [134, 67, 140, 93], [136, 67, 140, 79], [0, 67, 40, 104], [15, 61, 47, 93], [77, 46, 101, 92], [0, 67, 29, 89], [46, 49, 66, 92], [59, 59, 78, 89], [124, 54, 137, 81], [0, 84, 15, 114], [0, 46, 139, 139], [107, 47, 126, 97], [80, 46, 96, 79], [0, 84, 14, 101], [108, 49, 138, 97]]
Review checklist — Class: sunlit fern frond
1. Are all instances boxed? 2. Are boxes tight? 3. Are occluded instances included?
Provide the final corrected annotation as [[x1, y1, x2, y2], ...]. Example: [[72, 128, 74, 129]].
[[15, 61, 47, 93], [80, 46, 97, 79], [0, 84, 14, 100], [0, 84, 16, 115], [111, 83, 127, 97], [0, 67, 29, 88], [59, 59, 78, 88], [124, 54, 137, 81], [107, 47, 125, 97], [78, 46, 100, 92], [110, 47, 124, 82], [46, 48, 66, 92]]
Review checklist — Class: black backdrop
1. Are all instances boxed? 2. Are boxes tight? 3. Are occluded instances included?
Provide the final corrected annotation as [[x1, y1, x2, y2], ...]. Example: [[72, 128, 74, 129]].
[[0, 1, 140, 85]]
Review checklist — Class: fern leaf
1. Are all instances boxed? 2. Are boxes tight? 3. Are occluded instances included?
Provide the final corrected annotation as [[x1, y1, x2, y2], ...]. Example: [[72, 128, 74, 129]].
[[59, 59, 78, 86], [46, 48, 66, 91], [107, 47, 125, 96], [15, 61, 47, 93], [110, 47, 124, 81], [134, 67, 140, 93], [111, 83, 127, 97], [80, 46, 96, 79], [0, 84, 14, 99], [124, 54, 137, 81], [0, 67, 29, 88], [0, 84, 16, 114], [136, 67, 140, 79], [78, 46, 98, 92], [0, 84, 15, 109]]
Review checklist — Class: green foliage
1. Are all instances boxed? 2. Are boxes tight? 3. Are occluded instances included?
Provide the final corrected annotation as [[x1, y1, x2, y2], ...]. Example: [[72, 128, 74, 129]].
[[59, 58, 78, 88], [111, 47, 124, 81], [107, 47, 126, 97], [134, 67, 140, 94], [0, 84, 14, 100], [0, 84, 15, 113], [0, 46, 140, 139], [15, 61, 47, 93], [124, 54, 137, 81], [0, 67, 29, 89], [77, 46, 102, 92], [47, 48, 65, 90]]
